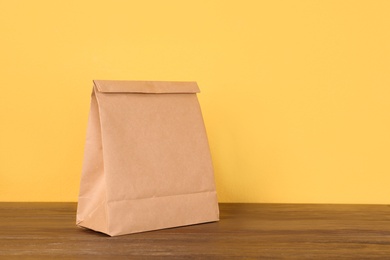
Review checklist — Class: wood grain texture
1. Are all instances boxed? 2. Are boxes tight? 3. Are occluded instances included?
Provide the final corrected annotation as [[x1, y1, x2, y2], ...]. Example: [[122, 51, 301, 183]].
[[1, 203, 390, 259]]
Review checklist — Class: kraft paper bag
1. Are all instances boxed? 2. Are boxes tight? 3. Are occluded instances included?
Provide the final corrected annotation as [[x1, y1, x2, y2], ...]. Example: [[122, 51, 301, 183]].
[[76, 80, 219, 236]]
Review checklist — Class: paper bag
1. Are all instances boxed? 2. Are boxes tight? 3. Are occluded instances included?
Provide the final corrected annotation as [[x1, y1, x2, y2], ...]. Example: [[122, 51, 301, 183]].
[[76, 80, 219, 236]]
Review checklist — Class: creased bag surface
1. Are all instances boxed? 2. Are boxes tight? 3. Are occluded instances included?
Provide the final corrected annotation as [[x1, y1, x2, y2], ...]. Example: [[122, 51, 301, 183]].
[[76, 80, 219, 236]]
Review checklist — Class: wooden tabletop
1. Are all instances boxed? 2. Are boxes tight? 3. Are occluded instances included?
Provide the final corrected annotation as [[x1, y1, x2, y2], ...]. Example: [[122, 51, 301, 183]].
[[1, 203, 390, 259]]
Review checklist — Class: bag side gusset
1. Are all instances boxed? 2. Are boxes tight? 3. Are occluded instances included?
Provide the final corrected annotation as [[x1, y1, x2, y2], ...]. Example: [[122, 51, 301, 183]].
[[76, 88, 109, 234]]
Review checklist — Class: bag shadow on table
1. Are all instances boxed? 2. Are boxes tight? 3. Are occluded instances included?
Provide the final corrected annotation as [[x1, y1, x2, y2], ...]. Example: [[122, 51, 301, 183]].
[[76, 80, 219, 236]]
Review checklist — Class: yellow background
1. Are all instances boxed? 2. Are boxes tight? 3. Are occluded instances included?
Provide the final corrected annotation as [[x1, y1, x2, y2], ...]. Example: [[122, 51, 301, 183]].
[[1, 1, 389, 203]]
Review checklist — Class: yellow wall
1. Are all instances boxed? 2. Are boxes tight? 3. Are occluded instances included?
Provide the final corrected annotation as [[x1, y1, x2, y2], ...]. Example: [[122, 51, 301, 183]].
[[1, 1, 390, 203]]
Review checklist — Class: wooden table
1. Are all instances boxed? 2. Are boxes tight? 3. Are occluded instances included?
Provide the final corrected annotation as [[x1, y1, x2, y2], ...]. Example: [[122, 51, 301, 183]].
[[1, 203, 390, 259]]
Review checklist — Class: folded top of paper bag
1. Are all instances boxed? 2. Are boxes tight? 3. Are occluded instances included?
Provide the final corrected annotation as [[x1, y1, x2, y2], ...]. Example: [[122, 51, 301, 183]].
[[93, 80, 200, 94]]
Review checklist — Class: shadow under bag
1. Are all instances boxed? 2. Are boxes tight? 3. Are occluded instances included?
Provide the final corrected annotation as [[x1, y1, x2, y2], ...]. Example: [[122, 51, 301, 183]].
[[76, 80, 219, 236]]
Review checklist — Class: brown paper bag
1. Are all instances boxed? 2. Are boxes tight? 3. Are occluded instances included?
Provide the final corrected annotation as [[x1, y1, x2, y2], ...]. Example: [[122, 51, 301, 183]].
[[76, 80, 219, 236]]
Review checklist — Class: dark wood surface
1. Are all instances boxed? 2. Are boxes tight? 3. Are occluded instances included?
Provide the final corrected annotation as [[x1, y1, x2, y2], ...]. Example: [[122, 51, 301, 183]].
[[1, 203, 390, 259]]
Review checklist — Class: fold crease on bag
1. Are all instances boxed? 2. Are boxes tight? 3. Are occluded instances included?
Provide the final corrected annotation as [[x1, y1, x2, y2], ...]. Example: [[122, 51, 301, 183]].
[[76, 80, 219, 236]]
